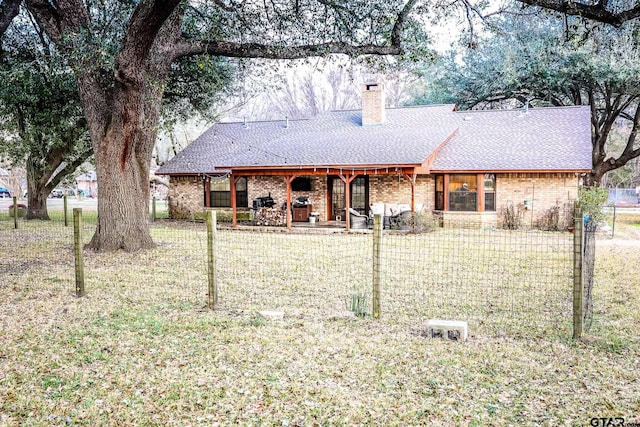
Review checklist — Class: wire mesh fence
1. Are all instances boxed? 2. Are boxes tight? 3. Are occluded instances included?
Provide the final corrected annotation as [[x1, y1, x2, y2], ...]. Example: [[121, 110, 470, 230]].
[[0, 208, 76, 295], [1, 200, 597, 337]]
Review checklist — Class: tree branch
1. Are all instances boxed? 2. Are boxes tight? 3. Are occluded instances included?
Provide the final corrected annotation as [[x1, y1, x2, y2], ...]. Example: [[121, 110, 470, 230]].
[[0, 0, 22, 37], [172, 39, 402, 61], [116, 0, 182, 86], [391, 0, 418, 47], [515, 0, 640, 27], [24, 0, 62, 40]]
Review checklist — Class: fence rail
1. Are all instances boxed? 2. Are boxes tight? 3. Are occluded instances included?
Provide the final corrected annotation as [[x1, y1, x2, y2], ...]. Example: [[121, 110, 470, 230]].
[[0, 202, 598, 338]]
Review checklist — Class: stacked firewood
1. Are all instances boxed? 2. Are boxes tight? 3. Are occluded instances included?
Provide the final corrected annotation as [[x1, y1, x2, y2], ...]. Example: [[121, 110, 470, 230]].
[[255, 207, 287, 226]]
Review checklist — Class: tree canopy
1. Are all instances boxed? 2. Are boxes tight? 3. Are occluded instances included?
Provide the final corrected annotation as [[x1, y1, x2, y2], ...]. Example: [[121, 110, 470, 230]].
[[414, 13, 640, 185]]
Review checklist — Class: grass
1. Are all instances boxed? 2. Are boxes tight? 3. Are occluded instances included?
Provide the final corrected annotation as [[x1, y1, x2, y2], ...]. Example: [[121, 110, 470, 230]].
[[1, 214, 639, 425]]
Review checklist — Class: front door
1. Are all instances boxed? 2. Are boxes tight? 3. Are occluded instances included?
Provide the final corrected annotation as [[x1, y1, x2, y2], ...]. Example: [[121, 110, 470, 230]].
[[328, 176, 369, 219]]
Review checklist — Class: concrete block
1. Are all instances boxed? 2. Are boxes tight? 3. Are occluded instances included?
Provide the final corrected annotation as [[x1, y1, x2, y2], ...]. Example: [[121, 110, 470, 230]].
[[426, 319, 468, 341], [259, 310, 284, 320]]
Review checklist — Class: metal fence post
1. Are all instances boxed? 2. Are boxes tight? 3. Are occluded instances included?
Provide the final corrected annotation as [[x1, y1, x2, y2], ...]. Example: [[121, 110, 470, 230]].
[[64, 195, 68, 227], [372, 213, 383, 319], [572, 202, 583, 339], [73, 208, 86, 297], [207, 210, 218, 309], [12, 196, 18, 229]]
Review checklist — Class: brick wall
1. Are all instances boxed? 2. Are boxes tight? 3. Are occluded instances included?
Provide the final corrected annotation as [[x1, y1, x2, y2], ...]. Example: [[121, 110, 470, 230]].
[[368, 174, 434, 210], [168, 172, 578, 226], [496, 172, 578, 225], [167, 175, 204, 219], [248, 175, 328, 221]]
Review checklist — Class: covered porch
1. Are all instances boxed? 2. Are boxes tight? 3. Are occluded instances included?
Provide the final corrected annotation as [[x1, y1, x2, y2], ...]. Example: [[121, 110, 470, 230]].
[[227, 165, 427, 231]]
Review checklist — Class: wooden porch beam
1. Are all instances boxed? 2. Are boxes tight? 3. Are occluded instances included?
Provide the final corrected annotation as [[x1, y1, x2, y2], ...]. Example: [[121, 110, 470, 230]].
[[231, 174, 239, 228], [402, 170, 418, 212], [229, 166, 420, 177], [284, 175, 297, 230], [339, 173, 357, 231]]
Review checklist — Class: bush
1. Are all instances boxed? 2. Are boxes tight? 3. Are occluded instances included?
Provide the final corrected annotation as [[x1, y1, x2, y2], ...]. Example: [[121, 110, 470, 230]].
[[535, 202, 574, 231], [579, 186, 609, 225], [393, 211, 439, 233], [500, 202, 525, 230]]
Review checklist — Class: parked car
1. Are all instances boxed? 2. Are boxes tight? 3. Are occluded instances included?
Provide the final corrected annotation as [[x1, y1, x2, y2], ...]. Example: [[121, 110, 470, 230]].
[[0, 187, 11, 198], [50, 189, 64, 198]]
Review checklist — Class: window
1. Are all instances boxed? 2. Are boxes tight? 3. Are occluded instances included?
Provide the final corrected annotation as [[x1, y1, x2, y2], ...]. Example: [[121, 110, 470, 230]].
[[291, 177, 312, 192], [210, 177, 248, 208], [438, 173, 497, 211], [435, 175, 445, 210], [484, 174, 496, 211], [448, 174, 477, 211]]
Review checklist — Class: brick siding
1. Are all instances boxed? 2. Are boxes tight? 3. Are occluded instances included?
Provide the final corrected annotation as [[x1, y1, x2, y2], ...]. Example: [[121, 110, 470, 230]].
[[168, 172, 579, 227], [167, 175, 204, 219]]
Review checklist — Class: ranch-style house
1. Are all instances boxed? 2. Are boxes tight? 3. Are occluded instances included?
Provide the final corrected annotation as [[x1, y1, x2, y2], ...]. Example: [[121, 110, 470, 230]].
[[156, 83, 592, 230]]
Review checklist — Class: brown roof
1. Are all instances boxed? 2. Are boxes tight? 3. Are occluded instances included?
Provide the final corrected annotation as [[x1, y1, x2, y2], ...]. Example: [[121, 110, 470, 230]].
[[156, 105, 592, 175]]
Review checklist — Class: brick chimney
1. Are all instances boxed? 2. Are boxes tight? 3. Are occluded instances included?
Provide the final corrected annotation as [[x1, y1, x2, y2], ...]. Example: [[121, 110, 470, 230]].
[[361, 82, 385, 126]]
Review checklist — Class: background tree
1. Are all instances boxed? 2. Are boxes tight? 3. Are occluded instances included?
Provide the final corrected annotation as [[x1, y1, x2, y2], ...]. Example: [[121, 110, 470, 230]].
[[0, 0, 424, 251], [413, 13, 640, 186], [0, 16, 91, 219]]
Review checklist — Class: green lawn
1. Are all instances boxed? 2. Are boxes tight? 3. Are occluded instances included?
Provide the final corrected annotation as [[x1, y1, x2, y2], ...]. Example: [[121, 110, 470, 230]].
[[0, 216, 638, 426]]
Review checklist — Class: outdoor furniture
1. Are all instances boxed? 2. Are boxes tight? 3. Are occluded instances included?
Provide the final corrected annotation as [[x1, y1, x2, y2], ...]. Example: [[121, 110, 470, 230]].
[[369, 203, 424, 229], [348, 208, 369, 229]]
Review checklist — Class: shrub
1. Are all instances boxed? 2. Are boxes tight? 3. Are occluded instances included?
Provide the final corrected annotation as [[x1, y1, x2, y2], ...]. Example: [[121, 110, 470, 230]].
[[500, 202, 525, 230], [393, 211, 439, 233], [535, 202, 574, 231]]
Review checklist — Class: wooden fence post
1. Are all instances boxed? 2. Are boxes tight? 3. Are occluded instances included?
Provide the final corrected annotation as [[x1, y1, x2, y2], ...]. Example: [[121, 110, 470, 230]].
[[12, 196, 18, 229], [572, 202, 583, 339], [207, 210, 218, 309], [372, 213, 383, 319], [151, 197, 157, 222], [73, 208, 86, 297], [64, 195, 68, 227]]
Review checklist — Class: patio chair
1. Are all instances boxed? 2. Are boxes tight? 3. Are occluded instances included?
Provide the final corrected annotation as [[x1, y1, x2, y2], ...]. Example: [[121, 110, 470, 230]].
[[348, 208, 369, 229]]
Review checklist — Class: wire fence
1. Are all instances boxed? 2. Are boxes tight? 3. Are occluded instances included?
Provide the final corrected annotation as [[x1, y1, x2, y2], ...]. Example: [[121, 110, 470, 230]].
[[0, 200, 598, 337]]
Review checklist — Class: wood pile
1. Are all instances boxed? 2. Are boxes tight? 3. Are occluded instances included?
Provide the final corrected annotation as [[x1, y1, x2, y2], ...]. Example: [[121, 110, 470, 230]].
[[255, 207, 287, 226]]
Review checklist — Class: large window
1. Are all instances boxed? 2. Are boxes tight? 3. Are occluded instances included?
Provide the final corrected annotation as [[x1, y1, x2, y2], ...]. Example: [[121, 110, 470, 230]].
[[439, 173, 497, 212], [449, 174, 477, 211], [210, 177, 248, 208]]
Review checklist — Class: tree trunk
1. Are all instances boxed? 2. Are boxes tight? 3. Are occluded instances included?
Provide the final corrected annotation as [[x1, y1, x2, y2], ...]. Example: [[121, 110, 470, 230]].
[[87, 140, 154, 251], [84, 72, 164, 251], [26, 188, 50, 220], [25, 158, 51, 220]]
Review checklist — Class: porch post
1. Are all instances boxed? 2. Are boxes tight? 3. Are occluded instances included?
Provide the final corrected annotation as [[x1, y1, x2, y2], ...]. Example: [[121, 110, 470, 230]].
[[403, 170, 417, 212], [340, 174, 357, 231], [285, 175, 295, 230], [443, 174, 450, 211], [477, 173, 485, 212], [230, 174, 239, 228], [204, 178, 211, 209]]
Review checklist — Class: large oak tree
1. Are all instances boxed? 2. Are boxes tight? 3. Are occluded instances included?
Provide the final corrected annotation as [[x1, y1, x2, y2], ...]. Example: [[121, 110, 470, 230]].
[[0, 0, 422, 251], [0, 8, 233, 220]]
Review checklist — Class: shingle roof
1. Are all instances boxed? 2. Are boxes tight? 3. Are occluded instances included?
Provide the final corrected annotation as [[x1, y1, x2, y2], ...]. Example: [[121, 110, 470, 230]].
[[431, 106, 592, 171], [156, 104, 592, 175]]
